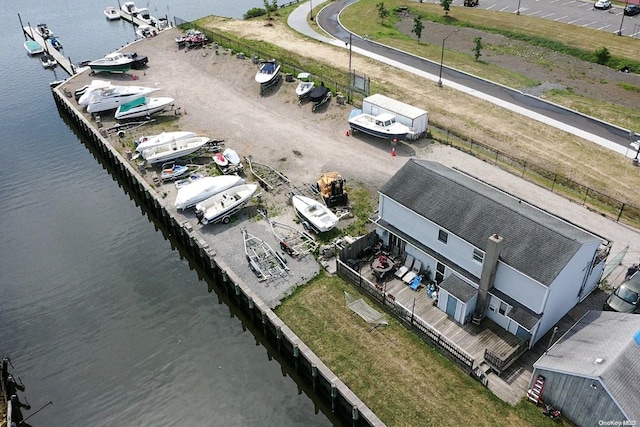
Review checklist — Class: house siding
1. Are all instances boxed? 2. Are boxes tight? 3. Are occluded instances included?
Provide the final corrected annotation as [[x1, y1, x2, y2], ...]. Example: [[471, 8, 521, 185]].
[[532, 369, 627, 426]]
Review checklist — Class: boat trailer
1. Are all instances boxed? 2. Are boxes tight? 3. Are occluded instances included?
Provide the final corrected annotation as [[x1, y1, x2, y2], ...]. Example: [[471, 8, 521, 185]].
[[245, 156, 290, 191], [259, 209, 317, 258], [242, 228, 290, 282]]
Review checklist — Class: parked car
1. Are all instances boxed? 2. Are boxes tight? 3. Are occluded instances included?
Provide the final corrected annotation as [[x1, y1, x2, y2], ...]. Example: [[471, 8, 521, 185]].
[[594, 0, 611, 9], [603, 273, 640, 314], [624, 4, 640, 15]]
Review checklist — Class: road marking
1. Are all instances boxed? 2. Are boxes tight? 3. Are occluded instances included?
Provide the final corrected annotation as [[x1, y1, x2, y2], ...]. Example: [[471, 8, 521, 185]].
[[582, 20, 597, 26], [553, 15, 569, 21], [597, 23, 611, 29], [499, 5, 510, 11], [540, 12, 556, 18], [527, 10, 541, 15], [576, 3, 591, 7], [560, 1, 575, 5], [567, 18, 583, 23], [485, 4, 496, 9]]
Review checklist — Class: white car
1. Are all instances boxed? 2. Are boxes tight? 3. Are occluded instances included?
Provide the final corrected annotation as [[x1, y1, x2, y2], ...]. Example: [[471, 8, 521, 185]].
[[594, 0, 611, 9]]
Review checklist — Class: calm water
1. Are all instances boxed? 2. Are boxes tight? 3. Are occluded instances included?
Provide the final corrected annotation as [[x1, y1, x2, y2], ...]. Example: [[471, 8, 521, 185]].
[[0, 1, 333, 425]]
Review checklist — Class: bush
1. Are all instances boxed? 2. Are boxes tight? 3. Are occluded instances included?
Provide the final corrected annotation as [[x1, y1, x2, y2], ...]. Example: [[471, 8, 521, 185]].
[[595, 46, 611, 65], [244, 7, 267, 19]]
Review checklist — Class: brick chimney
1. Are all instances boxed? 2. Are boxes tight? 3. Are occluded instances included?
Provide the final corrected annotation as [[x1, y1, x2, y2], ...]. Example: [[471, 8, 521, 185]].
[[473, 233, 503, 322]]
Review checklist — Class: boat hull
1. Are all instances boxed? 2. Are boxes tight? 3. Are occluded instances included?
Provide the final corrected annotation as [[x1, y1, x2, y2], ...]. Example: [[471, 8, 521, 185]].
[[136, 131, 197, 152], [347, 112, 411, 140], [174, 175, 245, 209], [255, 61, 280, 84], [196, 184, 258, 225], [86, 87, 160, 114], [291, 195, 339, 233], [347, 121, 408, 140], [88, 63, 132, 73], [114, 97, 174, 120], [141, 134, 206, 164]]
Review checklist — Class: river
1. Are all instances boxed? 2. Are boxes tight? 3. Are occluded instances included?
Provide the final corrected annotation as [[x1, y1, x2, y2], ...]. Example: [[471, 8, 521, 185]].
[[0, 0, 333, 425]]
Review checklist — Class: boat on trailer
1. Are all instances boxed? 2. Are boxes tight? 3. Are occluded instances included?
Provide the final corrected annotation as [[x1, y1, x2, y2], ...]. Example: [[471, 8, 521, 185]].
[[309, 84, 331, 112], [291, 194, 339, 233], [174, 175, 245, 210], [114, 96, 174, 120], [295, 72, 315, 101], [140, 134, 207, 164], [135, 131, 197, 152], [88, 52, 133, 74], [347, 110, 413, 141], [195, 183, 258, 225]]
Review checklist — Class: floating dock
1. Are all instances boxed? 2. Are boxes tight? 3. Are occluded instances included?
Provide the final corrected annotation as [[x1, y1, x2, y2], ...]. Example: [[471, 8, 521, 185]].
[[21, 23, 80, 77]]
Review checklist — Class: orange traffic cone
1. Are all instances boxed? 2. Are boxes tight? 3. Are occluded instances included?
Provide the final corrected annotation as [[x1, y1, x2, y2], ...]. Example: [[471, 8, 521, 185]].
[[391, 147, 396, 157], [346, 129, 350, 137]]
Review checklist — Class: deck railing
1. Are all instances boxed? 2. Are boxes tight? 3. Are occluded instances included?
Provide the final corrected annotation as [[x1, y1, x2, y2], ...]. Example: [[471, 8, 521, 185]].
[[484, 340, 529, 375]]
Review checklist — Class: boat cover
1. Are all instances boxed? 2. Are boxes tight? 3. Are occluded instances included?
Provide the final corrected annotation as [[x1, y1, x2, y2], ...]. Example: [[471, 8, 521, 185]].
[[309, 86, 329, 103], [119, 97, 147, 112]]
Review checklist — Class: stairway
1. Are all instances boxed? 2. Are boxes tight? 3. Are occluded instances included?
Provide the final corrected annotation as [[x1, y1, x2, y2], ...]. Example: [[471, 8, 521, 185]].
[[527, 375, 545, 404]]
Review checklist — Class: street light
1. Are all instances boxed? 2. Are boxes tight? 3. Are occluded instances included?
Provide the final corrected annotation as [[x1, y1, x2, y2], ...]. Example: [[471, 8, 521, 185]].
[[618, 0, 630, 35], [438, 29, 459, 87], [516, 0, 522, 14]]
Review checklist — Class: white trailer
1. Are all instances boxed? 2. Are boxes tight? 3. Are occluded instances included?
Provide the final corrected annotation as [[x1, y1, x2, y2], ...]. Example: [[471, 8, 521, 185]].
[[361, 94, 428, 140]]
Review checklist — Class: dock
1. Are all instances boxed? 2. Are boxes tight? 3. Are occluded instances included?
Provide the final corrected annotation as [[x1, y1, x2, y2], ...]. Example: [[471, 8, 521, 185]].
[[21, 24, 79, 77]]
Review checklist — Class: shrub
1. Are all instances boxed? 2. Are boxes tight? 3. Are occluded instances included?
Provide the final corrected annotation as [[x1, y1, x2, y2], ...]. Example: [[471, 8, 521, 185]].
[[244, 7, 267, 19]]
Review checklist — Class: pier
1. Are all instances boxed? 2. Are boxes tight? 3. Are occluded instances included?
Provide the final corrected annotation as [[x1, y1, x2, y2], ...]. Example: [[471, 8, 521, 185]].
[[20, 18, 80, 77]]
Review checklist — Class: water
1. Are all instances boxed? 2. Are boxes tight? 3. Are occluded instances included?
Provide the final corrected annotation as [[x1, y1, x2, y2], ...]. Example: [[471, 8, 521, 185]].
[[0, 1, 333, 425]]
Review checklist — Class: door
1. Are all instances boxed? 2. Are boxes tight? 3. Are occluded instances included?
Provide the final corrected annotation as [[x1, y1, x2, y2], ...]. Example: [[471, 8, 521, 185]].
[[435, 262, 445, 284], [446, 294, 457, 318]]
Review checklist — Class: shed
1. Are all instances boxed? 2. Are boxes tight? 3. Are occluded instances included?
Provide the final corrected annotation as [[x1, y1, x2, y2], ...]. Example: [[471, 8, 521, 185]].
[[362, 94, 428, 140]]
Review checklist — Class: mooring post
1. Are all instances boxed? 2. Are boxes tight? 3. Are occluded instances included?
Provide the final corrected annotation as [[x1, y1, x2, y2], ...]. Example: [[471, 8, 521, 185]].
[[331, 383, 337, 413], [311, 364, 318, 391]]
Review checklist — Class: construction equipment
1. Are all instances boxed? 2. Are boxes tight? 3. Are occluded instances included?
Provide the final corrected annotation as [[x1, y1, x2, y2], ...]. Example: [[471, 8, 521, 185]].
[[316, 171, 348, 208]]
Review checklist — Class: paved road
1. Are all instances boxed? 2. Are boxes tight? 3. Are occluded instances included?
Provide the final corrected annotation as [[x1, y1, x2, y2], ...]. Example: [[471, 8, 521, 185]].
[[297, 0, 638, 155]]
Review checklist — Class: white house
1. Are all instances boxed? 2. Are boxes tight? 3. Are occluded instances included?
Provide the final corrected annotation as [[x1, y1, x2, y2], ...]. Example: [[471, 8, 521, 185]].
[[374, 159, 609, 349]]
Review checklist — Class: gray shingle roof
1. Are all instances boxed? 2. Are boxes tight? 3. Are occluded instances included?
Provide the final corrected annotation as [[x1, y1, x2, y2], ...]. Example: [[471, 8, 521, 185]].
[[379, 159, 601, 286], [534, 311, 640, 421], [439, 274, 477, 303]]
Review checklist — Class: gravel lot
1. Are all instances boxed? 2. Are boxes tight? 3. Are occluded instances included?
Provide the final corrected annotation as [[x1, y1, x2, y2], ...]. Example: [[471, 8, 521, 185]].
[[63, 26, 640, 308]]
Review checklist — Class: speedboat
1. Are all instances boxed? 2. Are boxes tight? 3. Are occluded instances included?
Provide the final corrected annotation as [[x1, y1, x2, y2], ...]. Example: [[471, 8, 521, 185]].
[[255, 60, 280, 85], [291, 194, 339, 233], [49, 36, 62, 51], [24, 40, 44, 55], [135, 136, 209, 160], [295, 73, 314, 100], [136, 24, 156, 39], [114, 96, 174, 120], [39, 53, 57, 68], [195, 184, 258, 225], [85, 85, 160, 113], [140, 134, 207, 164], [223, 148, 241, 165], [135, 131, 197, 152], [174, 175, 245, 210], [121, 1, 141, 15], [88, 52, 133, 74], [104, 7, 120, 20], [309, 85, 331, 112], [347, 110, 412, 141], [36, 23, 53, 39], [76, 80, 112, 104]]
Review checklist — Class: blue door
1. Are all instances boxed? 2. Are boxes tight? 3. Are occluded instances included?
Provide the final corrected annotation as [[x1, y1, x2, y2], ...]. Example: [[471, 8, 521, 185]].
[[446, 294, 457, 318]]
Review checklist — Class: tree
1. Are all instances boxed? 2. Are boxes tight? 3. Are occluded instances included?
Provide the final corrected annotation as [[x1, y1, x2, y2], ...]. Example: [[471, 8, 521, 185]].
[[376, 2, 390, 24], [595, 46, 611, 65], [440, 0, 452, 15], [412, 17, 424, 42], [472, 37, 483, 61]]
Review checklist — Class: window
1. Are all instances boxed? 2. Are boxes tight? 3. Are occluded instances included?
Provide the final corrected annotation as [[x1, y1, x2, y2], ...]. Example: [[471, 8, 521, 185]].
[[499, 302, 508, 315], [438, 229, 448, 243], [473, 249, 484, 263], [435, 262, 445, 284]]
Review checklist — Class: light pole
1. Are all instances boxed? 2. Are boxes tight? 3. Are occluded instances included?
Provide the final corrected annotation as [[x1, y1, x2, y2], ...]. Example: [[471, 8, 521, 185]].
[[438, 29, 459, 87], [516, 0, 522, 14], [618, 0, 629, 35]]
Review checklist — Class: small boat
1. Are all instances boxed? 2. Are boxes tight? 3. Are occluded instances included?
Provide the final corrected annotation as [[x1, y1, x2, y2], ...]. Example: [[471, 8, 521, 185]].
[[49, 36, 62, 50], [121, 1, 141, 15], [213, 152, 229, 167], [104, 6, 121, 20], [223, 148, 241, 165], [114, 96, 174, 120], [309, 84, 331, 112], [86, 85, 160, 113], [141, 135, 207, 164], [195, 184, 258, 225], [160, 163, 190, 181], [291, 194, 339, 233], [174, 175, 245, 209], [36, 23, 53, 39], [175, 173, 204, 189], [135, 131, 197, 152], [24, 40, 44, 55], [134, 136, 210, 160], [347, 110, 413, 141], [88, 52, 133, 74], [255, 59, 280, 85], [76, 79, 111, 104], [295, 73, 315, 101], [136, 24, 156, 39], [39, 53, 57, 68]]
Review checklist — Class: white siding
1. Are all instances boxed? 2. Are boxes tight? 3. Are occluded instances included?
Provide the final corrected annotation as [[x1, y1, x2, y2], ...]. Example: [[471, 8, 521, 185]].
[[493, 262, 547, 312]]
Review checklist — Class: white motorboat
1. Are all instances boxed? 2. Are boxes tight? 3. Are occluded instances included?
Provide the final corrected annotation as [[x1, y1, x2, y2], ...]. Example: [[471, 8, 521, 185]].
[[104, 7, 121, 20], [174, 175, 245, 210], [222, 148, 241, 165], [85, 85, 159, 113], [295, 73, 314, 100], [39, 53, 57, 68], [136, 24, 156, 39], [291, 195, 339, 233], [140, 134, 207, 164], [135, 136, 209, 160], [36, 23, 53, 39], [88, 52, 133, 73], [121, 1, 142, 15], [24, 40, 44, 55], [114, 96, 174, 120], [135, 131, 197, 152], [347, 110, 413, 141], [77, 80, 111, 105], [255, 60, 280, 85], [160, 163, 190, 181], [195, 184, 258, 225]]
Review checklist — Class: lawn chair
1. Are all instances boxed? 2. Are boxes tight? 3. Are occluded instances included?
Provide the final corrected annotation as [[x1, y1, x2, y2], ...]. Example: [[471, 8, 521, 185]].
[[403, 260, 422, 284], [394, 255, 414, 279], [410, 274, 423, 291]]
